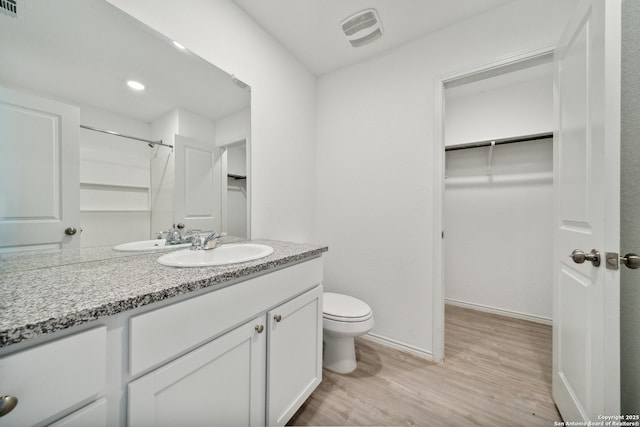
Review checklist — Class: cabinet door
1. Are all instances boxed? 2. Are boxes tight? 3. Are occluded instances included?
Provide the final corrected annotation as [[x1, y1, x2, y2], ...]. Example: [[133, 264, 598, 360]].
[[267, 285, 323, 426], [0, 327, 106, 426], [128, 317, 267, 427]]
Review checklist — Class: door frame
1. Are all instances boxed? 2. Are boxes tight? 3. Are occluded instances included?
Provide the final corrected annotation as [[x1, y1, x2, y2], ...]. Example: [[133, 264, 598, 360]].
[[431, 45, 556, 362], [219, 138, 250, 239]]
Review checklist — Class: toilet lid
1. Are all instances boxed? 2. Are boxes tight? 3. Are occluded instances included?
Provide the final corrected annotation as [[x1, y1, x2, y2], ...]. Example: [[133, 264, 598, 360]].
[[323, 292, 372, 320]]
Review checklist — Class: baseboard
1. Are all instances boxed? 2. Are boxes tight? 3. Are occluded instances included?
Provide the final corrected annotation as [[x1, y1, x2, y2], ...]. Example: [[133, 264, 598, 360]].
[[360, 332, 434, 361], [445, 298, 552, 325]]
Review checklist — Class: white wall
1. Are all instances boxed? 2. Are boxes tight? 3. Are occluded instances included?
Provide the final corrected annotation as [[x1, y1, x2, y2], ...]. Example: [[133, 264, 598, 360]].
[[79, 105, 152, 247], [150, 110, 178, 235], [445, 63, 553, 146], [216, 108, 250, 147], [316, 0, 576, 356], [107, 0, 317, 243], [444, 140, 553, 321]]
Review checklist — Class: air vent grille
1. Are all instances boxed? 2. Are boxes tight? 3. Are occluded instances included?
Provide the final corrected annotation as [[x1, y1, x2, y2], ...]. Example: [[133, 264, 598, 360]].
[[340, 9, 383, 48], [0, 0, 17, 17]]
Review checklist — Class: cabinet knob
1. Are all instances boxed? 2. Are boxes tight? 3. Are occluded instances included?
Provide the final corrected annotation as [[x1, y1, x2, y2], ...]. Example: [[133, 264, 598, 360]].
[[255, 324, 264, 333], [64, 227, 78, 236], [273, 314, 282, 323], [0, 395, 18, 417]]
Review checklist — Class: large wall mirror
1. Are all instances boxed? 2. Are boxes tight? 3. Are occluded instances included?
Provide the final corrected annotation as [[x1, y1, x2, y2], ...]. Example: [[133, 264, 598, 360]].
[[0, 0, 251, 254]]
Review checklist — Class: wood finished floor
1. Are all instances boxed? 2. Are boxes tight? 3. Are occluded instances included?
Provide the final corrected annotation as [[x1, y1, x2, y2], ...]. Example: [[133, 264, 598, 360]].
[[288, 304, 561, 426]]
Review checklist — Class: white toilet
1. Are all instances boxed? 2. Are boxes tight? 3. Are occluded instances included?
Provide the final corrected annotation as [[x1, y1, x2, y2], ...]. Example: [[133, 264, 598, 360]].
[[322, 292, 374, 374]]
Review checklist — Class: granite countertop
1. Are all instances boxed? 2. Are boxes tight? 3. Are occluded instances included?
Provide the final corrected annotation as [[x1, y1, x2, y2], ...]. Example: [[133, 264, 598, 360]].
[[0, 239, 327, 348]]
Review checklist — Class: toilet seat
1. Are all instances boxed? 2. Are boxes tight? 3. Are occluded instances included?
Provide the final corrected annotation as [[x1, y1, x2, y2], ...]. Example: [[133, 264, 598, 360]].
[[323, 292, 372, 322]]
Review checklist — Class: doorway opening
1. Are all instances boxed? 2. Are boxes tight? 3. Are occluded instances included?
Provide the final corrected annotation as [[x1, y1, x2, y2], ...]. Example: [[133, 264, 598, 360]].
[[432, 49, 555, 362], [220, 139, 250, 238]]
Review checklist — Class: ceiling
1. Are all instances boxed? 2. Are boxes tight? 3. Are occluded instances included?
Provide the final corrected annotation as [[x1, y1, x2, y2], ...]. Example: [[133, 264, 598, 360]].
[[0, 0, 250, 123], [232, 0, 517, 75]]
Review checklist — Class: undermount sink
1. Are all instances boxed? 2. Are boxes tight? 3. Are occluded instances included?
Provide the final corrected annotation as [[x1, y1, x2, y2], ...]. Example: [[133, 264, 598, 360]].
[[113, 239, 192, 252], [156, 243, 274, 267]]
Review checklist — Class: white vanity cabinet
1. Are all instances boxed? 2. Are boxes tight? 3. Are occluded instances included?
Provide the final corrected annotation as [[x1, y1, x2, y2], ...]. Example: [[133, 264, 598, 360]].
[[128, 317, 267, 426], [127, 257, 324, 426], [267, 286, 323, 426], [0, 327, 107, 426], [0, 254, 324, 426]]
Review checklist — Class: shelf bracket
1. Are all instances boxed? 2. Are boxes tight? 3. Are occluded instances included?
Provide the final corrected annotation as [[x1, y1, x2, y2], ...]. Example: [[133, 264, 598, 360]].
[[486, 140, 495, 176]]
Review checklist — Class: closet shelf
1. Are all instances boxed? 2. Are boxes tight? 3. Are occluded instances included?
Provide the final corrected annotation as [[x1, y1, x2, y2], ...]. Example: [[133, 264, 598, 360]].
[[445, 132, 553, 152], [227, 174, 247, 180], [80, 182, 150, 191], [80, 210, 151, 213]]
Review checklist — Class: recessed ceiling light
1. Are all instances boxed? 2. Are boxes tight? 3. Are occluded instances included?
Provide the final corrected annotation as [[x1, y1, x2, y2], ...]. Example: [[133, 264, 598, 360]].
[[172, 40, 186, 50], [126, 80, 145, 91]]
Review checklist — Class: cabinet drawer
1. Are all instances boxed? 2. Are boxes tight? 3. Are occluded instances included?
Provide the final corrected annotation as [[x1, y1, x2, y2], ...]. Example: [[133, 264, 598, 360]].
[[49, 398, 107, 427], [129, 257, 323, 376], [0, 327, 106, 426]]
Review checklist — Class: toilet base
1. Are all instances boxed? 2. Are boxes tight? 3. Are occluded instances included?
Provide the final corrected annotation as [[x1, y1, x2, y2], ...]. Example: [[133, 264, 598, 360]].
[[323, 334, 357, 374]]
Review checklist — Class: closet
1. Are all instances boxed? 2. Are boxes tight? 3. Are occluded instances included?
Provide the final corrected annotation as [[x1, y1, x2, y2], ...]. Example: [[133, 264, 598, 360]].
[[443, 58, 554, 324]]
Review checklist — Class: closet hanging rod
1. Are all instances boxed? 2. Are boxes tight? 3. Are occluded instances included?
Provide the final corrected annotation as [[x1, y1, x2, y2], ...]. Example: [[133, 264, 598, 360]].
[[445, 132, 553, 152], [80, 124, 173, 149]]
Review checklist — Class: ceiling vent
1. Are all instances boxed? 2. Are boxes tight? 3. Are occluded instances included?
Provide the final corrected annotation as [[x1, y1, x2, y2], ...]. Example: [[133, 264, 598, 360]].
[[341, 9, 383, 48], [0, 0, 17, 18]]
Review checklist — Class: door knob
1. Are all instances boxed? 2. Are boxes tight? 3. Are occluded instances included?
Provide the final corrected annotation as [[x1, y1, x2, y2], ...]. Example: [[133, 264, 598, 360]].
[[621, 253, 640, 269], [569, 249, 601, 267], [64, 227, 77, 236], [0, 395, 18, 417]]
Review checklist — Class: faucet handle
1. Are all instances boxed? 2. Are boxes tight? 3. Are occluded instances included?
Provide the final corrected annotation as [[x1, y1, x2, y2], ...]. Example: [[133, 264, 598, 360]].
[[202, 232, 227, 250]]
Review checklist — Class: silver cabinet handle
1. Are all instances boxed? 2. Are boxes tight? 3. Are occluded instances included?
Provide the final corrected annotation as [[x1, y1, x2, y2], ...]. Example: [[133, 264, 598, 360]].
[[273, 314, 282, 323], [255, 325, 264, 333], [569, 249, 601, 267], [0, 395, 18, 417], [64, 227, 77, 236], [621, 253, 640, 269]]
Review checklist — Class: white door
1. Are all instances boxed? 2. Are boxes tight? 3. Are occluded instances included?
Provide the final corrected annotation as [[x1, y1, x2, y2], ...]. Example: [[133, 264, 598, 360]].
[[553, 0, 620, 420], [128, 317, 267, 427], [0, 86, 80, 251], [174, 134, 220, 232], [267, 286, 323, 426]]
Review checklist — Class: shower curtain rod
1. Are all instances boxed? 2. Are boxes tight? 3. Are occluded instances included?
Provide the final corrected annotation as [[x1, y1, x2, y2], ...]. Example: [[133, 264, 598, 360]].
[[445, 132, 553, 152], [80, 124, 173, 149]]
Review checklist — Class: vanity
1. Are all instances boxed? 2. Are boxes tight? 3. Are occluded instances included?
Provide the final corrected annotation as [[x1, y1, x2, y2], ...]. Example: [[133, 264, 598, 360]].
[[0, 240, 327, 426]]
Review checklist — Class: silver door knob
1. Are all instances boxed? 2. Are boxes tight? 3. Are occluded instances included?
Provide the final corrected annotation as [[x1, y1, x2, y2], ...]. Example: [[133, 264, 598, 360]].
[[621, 253, 640, 269], [0, 395, 18, 417], [64, 227, 77, 236], [273, 314, 282, 323], [255, 324, 264, 333], [569, 249, 601, 267]]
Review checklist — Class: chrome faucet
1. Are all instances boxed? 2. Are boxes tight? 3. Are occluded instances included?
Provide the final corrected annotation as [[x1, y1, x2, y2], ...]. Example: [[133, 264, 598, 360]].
[[191, 232, 227, 250], [165, 227, 183, 244], [158, 224, 201, 246]]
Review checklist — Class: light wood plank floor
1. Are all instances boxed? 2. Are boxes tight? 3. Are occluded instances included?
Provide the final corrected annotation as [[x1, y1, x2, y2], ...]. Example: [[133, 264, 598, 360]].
[[288, 304, 561, 426]]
